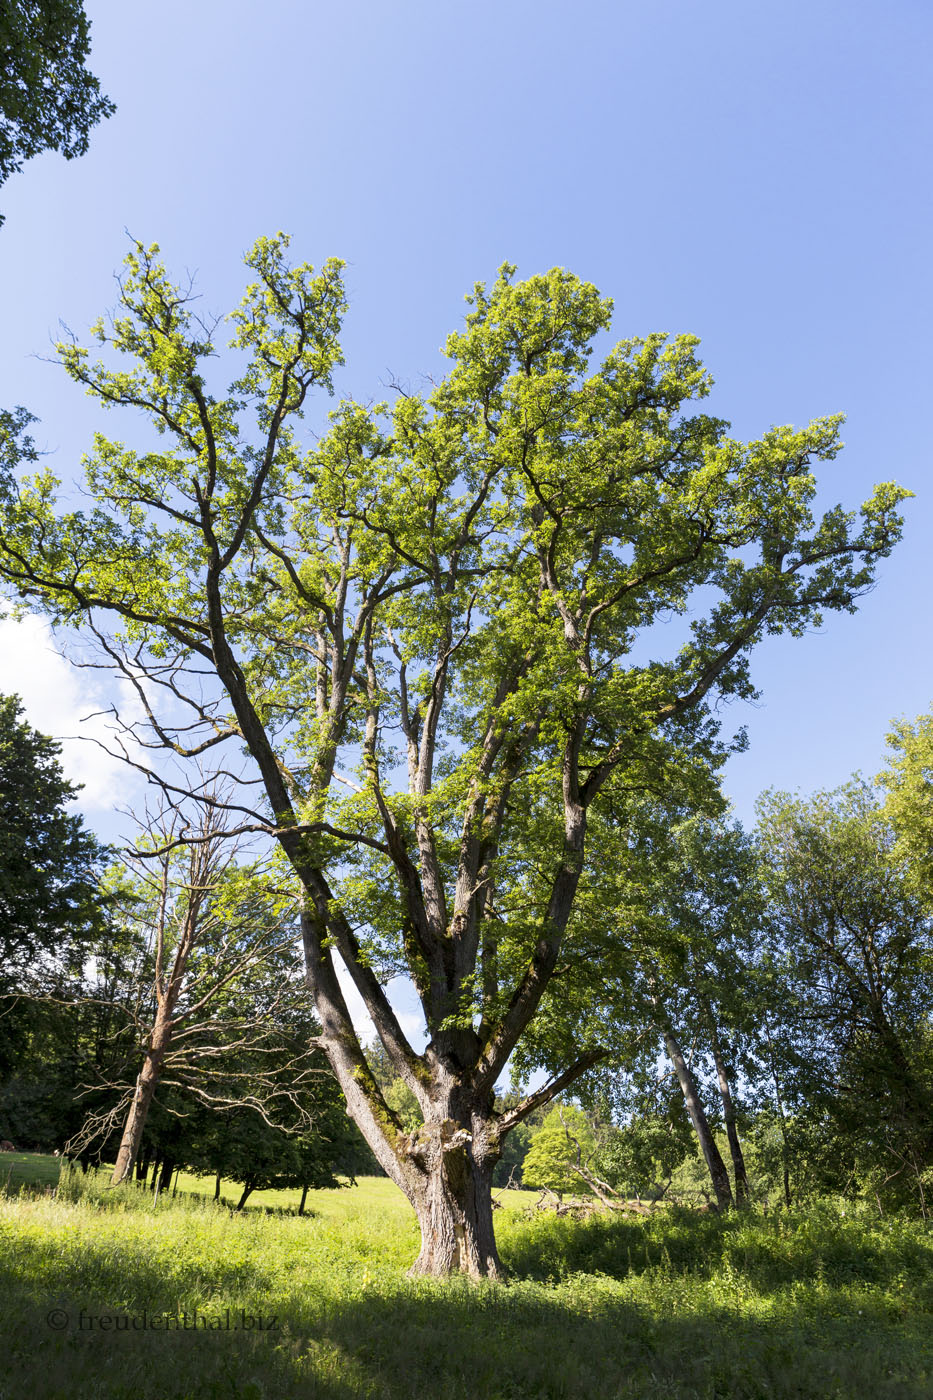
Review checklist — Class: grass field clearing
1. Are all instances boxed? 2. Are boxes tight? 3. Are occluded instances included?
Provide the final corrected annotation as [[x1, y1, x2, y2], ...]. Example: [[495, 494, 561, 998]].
[[1, 1155, 931, 1398]]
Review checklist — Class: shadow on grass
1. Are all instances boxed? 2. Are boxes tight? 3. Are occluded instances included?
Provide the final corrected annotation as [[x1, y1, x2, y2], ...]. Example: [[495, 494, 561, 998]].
[[1, 1206, 931, 1399], [2, 1265, 931, 1400], [499, 1203, 933, 1294]]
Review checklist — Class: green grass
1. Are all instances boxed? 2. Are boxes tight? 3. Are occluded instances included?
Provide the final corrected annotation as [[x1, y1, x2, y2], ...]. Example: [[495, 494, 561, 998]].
[[1, 1157, 931, 1399], [3, 1151, 540, 1217], [177, 1164, 542, 1218], [0, 1149, 62, 1191]]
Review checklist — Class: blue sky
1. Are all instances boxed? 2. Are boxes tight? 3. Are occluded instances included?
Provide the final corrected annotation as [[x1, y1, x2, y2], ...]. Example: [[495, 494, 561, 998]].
[[1, 0, 930, 838]]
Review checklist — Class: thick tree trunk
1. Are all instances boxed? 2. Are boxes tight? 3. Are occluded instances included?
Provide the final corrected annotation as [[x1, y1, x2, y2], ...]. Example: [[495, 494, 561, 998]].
[[702, 999, 750, 1204], [293, 905, 510, 1276], [405, 1119, 502, 1278], [660, 1018, 734, 1210], [297, 1182, 309, 1216], [235, 1180, 254, 1211]]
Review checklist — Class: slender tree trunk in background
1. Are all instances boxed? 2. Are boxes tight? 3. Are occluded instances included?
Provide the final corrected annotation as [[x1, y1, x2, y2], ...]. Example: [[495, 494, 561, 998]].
[[110, 1013, 173, 1185], [135, 1149, 148, 1182], [235, 1180, 255, 1211], [214, 1174, 222, 1202], [701, 996, 750, 1204], [659, 1013, 734, 1210], [298, 1182, 309, 1216], [159, 1156, 175, 1193], [763, 1014, 792, 1206], [110, 841, 212, 1186]]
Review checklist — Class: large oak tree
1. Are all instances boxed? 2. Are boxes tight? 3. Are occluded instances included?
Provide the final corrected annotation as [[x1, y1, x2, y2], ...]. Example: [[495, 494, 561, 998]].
[[0, 237, 908, 1274]]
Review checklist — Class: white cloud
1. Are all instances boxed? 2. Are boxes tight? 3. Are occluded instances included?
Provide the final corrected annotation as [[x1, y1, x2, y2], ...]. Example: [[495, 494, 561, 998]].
[[332, 954, 427, 1052], [0, 613, 146, 833]]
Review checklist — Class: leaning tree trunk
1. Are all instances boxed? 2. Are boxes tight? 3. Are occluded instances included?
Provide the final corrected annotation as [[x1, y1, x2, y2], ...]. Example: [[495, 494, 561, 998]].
[[110, 844, 206, 1187], [659, 1017, 734, 1210], [702, 998, 750, 1204], [110, 1014, 173, 1185], [234, 1180, 255, 1211]]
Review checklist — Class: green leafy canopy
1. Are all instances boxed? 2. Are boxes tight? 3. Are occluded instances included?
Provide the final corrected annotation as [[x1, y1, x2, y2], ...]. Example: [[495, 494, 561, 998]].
[[0, 234, 911, 1178]]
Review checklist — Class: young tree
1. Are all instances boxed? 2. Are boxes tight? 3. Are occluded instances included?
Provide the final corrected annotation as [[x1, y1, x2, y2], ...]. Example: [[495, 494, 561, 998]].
[[522, 1104, 596, 1197], [0, 0, 114, 223], [0, 237, 908, 1274]]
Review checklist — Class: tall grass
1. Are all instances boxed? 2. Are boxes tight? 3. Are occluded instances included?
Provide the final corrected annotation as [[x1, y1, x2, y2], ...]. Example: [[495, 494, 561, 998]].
[[1, 1160, 931, 1398]]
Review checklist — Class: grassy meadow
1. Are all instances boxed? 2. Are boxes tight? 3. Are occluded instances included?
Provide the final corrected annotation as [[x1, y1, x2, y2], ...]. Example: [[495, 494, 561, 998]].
[[0, 1155, 931, 1399]]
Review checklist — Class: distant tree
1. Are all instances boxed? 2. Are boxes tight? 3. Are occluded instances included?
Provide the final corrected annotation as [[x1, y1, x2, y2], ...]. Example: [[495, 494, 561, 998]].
[[0, 691, 104, 1072], [0, 692, 103, 974], [878, 707, 933, 908], [186, 1092, 367, 1212], [103, 809, 300, 1186], [0, 865, 143, 1150], [757, 781, 933, 1211], [489, 1093, 546, 1187], [537, 799, 762, 1210], [522, 1104, 597, 1197], [0, 0, 113, 222], [593, 1102, 694, 1202]]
